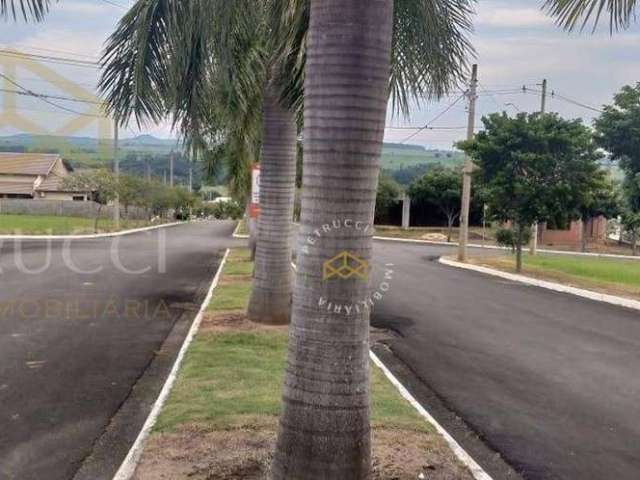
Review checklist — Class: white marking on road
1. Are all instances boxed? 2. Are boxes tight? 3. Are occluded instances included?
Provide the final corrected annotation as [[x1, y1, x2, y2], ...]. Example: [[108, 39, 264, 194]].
[[26, 361, 45, 369], [439, 257, 640, 312], [112, 248, 231, 480], [82, 282, 94, 287]]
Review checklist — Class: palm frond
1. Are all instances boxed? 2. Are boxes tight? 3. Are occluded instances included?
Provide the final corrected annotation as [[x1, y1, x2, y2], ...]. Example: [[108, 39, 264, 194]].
[[99, 0, 182, 125], [1, 0, 52, 21], [390, 0, 476, 117], [543, 0, 638, 32]]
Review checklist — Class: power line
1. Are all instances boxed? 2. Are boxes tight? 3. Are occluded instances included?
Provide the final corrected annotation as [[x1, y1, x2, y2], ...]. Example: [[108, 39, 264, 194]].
[[551, 91, 604, 114], [100, 0, 128, 10], [0, 72, 105, 118], [0, 50, 100, 69], [399, 93, 467, 144], [0, 88, 103, 105], [0, 44, 99, 61], [522, 86, 604, 114]]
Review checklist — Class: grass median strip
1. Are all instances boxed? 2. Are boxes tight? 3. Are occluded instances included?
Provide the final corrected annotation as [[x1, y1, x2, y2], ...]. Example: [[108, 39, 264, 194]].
[[132, 248, 473, 479], [468, 253, 640, 300], [0, 213, 155, 235]]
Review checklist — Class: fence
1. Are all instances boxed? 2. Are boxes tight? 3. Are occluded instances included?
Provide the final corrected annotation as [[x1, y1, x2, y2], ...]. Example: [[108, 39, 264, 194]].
[[0, 199, 148, 220]]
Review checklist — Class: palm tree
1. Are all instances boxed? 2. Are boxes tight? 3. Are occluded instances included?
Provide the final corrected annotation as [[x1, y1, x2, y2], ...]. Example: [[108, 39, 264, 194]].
[[99, 0, 301, 325], [271, 0, 474, 477], [1, 0, 51, 20], [543, 0, 637, 31]]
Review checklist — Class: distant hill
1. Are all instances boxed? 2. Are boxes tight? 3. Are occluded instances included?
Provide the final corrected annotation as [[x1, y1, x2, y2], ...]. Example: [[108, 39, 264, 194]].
[[0, 133, 208, 186], [0, 133, 466, 187], [381, 144, 464, 170]]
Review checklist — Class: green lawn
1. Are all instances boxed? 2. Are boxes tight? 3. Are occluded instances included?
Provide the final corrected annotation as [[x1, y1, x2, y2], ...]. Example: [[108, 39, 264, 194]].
[[470, 253, 640, 299], [0, 214, 152, 235], [156, 247, 431, 435], [525, 254, 640, 289]]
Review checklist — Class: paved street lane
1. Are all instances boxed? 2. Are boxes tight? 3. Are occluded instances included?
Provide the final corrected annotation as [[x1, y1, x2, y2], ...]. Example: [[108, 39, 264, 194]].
[[371, 240, 640, 480], [0, 221, 240, 480]]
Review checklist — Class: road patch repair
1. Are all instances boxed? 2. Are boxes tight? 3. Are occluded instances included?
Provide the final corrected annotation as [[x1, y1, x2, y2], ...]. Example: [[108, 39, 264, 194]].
[[120, 248, 482, 480]]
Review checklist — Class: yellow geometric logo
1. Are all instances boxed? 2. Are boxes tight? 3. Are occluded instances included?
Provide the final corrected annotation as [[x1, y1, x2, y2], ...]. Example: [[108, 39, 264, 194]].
[[322, 251, 369, 281], [0, 50, 112, 161]]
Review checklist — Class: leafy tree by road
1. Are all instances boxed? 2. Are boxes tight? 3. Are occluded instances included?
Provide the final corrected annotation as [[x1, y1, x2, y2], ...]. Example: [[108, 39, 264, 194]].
[[595, 84, 640, 176], [375, 174, 402, 225], [409, 166, 462, 242], [459, 112, 604, 271], [576, 173, 621, 251], [63, 170, 117, 233]]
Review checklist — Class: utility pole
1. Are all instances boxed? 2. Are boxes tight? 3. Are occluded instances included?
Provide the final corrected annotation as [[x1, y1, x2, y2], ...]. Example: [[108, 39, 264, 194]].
[[530, 79, 547, 256], [188, 145, 194, 193], [169, 150, 175, 187], [458, 64, 478, 262], [113, 118, 120, 229], [145, 157, 151, 181]]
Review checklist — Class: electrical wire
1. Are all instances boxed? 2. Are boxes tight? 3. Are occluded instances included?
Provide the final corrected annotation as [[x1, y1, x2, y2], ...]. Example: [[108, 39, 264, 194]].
[[399, 93, 467, 144], [0, 72, 105, 118], [0, 50, 100, 69], [0, 88, 103, 105]]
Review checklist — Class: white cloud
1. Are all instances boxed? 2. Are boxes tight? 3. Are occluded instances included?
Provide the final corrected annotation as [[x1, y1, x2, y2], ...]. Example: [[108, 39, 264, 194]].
[[476, 8, 552, 28], [57, 2, 111, 16]]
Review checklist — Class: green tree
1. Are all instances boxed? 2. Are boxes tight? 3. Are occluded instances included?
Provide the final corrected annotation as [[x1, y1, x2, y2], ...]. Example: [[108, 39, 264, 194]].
[[374, 174, 401, 225], [63, 170, 117, 233], [408, 167, 462, 242], [621, 173, 640, 254], [117, 174, 145, 217], [459, 112, 603, 272], [576, 173, 620, 251], [595, 83, 640, 176]]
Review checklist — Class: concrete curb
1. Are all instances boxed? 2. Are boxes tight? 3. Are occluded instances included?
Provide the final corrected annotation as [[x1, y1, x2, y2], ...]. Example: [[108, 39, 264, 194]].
[[232, 220, 249, 239], [112, 248, 231, 480], [373, 235, 640, 261], [370, 351, 493, 480], [439, 257, 640, 312], [290, 262, 492, 479], [0, 221, 186, 240]]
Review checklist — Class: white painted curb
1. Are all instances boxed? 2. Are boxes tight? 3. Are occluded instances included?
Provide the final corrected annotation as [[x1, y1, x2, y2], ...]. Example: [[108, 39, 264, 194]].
[[373, 235, 640, 261], [232, 220, 249, 239], [0, 221, 186, 240], [439, 257, 640, 312], [289, 262, 492, 479], [112, 248, 231, 480], [370, 351, 493, 480]]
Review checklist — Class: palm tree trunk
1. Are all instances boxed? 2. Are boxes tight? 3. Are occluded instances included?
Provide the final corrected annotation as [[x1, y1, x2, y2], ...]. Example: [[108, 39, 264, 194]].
[[247, 81, 297, 325], [272, 1, 393, 478]]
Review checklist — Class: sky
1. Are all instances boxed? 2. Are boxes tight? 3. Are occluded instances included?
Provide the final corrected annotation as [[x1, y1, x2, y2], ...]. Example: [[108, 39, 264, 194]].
[[1, 0, 639, 150]]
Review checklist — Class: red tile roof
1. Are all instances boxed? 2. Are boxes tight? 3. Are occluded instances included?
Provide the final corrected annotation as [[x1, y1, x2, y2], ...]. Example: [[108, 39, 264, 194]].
[[0, 153, 59, 176], [0, 180, 35, 195]]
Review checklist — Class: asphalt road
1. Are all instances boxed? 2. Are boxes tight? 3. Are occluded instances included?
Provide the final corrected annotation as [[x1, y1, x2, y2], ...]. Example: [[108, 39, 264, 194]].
[[371, 240, 640, 480], [0, 221, 239, 480]]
